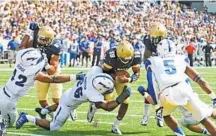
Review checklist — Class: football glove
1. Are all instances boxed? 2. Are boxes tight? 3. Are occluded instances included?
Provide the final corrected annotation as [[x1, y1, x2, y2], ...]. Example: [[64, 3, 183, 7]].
[[137, 86, 147, 96], [29, 22, 39, 30], [212, 98, 216, 107], [76, 72, 86, 80], [129, 73, 138, 83], [116, 86, 131, 104], [42, 53, 50, 70]]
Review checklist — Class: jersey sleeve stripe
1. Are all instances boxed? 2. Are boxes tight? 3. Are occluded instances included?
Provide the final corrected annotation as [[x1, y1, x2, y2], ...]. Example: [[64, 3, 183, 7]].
[[103, 63, 113, 69]]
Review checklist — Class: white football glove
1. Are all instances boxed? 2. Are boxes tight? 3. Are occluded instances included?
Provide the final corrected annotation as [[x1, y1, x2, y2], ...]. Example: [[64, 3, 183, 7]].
[[42, 53, 50, 70]]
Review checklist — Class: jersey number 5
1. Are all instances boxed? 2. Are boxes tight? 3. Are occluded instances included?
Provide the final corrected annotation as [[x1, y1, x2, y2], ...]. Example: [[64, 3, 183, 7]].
[[11, 69, 27, 87], [163, 60, 176, 75]]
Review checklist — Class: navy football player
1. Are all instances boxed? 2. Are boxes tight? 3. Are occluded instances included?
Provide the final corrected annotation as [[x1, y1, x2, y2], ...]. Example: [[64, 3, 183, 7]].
[[141, 22, 167, 127], [18, 23, 63, 119], [87, 40, 141, 135]]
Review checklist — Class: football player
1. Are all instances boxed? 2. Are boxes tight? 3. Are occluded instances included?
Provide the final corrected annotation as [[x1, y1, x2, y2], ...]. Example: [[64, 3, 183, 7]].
[[0, 48, 84, 135], [141, 22, 167, 127], [138, 84, 216, 135], [15, 66, 131, 132], [145, 39, 216, 136], [18, 23, 63, 119], [87, 40, 141, 135]]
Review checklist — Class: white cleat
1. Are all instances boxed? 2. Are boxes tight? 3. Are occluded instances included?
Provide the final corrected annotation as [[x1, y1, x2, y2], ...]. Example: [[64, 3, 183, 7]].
[[87, 103, 97, 123], [155, 108, 164, 127], [70, 109, 77, 121], [111, 125, 122, 135], [141, 115, 149, 126]]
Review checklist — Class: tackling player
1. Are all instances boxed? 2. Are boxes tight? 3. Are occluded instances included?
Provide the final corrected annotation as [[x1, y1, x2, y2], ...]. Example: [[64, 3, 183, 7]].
[[16, 66, 131, 132], [144, 39, 216, 136], [0, 48, 85, 135], [18, 23, 63, 119], [141, 22, 167, 127], [87, 40, 141, 135]]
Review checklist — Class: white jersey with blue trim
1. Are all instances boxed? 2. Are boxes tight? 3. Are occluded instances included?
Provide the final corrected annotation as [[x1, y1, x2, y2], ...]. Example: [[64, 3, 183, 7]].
[[63, 66, 105, 110], [146, 55, 188, 91], [4, 49, 45, 99]]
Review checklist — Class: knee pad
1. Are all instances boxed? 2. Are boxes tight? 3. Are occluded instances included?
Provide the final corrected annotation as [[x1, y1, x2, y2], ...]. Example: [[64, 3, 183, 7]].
[[180, 115, 199, 127]]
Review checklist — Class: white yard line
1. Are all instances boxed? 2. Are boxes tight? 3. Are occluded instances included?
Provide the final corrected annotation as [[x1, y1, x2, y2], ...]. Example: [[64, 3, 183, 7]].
[[7, 132, 49, 136]]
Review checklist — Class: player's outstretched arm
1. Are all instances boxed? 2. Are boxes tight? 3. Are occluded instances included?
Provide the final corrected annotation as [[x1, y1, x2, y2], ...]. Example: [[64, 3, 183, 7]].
[[34, 72, 85, 83], [18, 22, 39, 50], [95, 86, 131, 111], [185, 65, 216, 99]]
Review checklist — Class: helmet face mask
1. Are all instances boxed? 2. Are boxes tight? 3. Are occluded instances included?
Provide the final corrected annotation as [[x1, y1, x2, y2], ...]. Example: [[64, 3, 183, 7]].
[[38, 35, 52, 46], [37, 26, 55, 47]]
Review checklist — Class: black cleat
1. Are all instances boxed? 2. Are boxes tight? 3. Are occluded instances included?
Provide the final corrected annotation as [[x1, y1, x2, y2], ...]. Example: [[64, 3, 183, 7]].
[[35, 108, 46, 119]]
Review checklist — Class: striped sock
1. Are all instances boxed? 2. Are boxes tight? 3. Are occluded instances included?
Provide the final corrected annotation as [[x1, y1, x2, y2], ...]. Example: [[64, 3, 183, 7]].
[[174, 127, 185, 136], [201, 128, 210, 135]]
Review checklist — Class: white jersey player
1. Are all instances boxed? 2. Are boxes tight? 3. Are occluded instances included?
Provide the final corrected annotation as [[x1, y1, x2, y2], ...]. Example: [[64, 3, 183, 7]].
[[16, 66, 132, 131], [145, 39, 216, 136], [0, 48, 45, 128], [0, 48, 85, 131]]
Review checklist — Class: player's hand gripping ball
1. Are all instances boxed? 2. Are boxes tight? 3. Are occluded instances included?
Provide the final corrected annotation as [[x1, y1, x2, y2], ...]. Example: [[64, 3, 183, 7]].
[[115, 71, 130, 83]]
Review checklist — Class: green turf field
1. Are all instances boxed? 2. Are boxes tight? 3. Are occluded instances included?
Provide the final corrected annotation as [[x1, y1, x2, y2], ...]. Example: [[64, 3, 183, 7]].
[[0, 65, 215, 136]]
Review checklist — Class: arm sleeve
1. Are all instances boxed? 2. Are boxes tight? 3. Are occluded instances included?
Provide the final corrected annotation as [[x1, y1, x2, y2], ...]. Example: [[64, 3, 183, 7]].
[[147, 68, 159, 105], [144, 59, 151, 70]]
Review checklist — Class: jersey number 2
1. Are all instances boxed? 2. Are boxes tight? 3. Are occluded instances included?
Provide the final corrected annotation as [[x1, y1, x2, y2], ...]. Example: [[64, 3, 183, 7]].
[[11, 69, 27, 87], [163, 60, 176, 75]]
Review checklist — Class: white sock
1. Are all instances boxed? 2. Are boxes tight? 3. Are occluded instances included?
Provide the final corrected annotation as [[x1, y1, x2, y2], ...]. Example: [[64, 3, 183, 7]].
[[114, 119, 121, 127], [144, 104, 151, 117], [41, 107, 49, 115], [26, 115, 37, 124]]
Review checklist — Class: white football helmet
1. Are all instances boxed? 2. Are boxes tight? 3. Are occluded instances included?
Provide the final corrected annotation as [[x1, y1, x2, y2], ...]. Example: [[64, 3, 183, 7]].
[[92, 73, 114, 95], [157, 39, 176, 57], [20, 48, 43, 67]]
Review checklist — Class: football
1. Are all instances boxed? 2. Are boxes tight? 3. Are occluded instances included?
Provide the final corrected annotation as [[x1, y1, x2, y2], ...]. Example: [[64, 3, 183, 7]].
[[114, 70, 130, 83], [115, 70, 130, 78]]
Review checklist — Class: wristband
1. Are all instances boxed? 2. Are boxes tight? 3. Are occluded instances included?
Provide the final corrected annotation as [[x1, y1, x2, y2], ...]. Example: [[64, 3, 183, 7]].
[[128, 77, 131, 83], [209, 92, 216, 99], [70, 74, 76, 81]]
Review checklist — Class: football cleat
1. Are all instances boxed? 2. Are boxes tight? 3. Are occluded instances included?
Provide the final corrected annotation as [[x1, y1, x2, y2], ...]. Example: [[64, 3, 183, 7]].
[[35, 107, 47, 119], [16, 112, 28, 129], [141, 115, 149, 126], [0, 122, 6, 136], [70, 110, 77, 121], [111, 125, 122, 135], [155, 107, 164, 127], [87, 103, 97, 123]]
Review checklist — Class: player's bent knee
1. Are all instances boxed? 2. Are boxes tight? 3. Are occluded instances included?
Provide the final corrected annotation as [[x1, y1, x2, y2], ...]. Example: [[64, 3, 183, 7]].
[[39, 100, 49, 108], [52, 98, 60, 105], [180, 116, 199, 127]]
